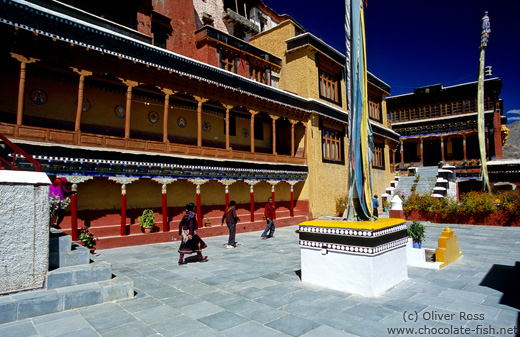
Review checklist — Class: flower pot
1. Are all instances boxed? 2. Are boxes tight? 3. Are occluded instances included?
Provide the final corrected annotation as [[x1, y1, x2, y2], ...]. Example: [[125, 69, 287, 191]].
[[204, 221, 211, 227], [143, 227, 152, 234], [412, 240, 422, 249], [89, 248, 96, 254]]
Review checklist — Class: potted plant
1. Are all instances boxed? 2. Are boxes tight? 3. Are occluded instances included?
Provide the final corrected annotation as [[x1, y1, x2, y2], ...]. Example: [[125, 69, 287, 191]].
[[79, 226, 96, 253], [438, 160, 445, 167], [407, 220, 425, 248], [463, 160, 468, 166], [138, 209, 156, 234], [204, 216, 211, 227]]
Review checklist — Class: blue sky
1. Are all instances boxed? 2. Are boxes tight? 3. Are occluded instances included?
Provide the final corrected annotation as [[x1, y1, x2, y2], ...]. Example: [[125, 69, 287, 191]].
[[266, 1, 520, 124]]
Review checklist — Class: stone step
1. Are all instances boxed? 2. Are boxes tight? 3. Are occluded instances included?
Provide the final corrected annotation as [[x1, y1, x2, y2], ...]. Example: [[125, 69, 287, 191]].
[[0, 276, 134, 324], [49, 229, 72, 253], [46, 261, 112, 289], [49, 242, 90, 270]]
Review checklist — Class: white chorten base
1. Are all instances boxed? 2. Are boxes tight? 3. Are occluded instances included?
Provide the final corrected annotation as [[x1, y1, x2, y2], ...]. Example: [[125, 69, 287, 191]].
[[301, 245, 408, 297]]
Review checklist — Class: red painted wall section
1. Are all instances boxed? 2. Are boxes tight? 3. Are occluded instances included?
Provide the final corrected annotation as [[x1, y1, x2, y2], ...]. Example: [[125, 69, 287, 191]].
[[153, 0, 198, 59], [196, 40, 219, 67], [237, 56, 249, 78], [136, 2, 152, 37], [493, 111, 503, 159]]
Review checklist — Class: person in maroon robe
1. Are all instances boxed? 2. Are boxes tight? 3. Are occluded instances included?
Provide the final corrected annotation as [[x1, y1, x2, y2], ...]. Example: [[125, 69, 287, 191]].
[[178, 203, 207, 265]]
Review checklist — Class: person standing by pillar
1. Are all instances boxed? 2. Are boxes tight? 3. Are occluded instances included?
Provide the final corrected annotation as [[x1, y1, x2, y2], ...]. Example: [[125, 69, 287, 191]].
[[221, 200, 239, 249], [261, 197, 275, 239]]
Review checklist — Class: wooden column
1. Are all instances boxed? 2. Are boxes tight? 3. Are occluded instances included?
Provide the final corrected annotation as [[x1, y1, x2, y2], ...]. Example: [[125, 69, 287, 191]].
[[11, 53, 37, 128], [194, 96, 208, 147], [289, 120, 299, 157], [463, 134, 467, 161], [420, 138, 424, 167], [108, 177, 139, 236], [303, 124, 308, 158], [440, 136, 445, 162], [119, 79, 139, 139], [188, 179, 209, 225], [400, 141, 404, 167], [244, 180, 260, 222], [269, 114, 280, 155], [391, 149, 396, 173], [161, 89, 176, 143], [60, 175, 93, 241], [152, 178, 177, 232], [249, 110, 259, 153], [72, 68, 93, 143], [224, 104, 234, 150]]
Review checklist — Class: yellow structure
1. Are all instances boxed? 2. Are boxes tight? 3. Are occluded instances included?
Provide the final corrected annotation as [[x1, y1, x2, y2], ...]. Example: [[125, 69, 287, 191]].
[[436, 227, 463, 268]]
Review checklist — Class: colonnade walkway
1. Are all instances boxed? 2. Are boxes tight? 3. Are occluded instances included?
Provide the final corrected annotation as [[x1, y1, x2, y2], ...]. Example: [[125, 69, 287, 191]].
[[1, 221, 518, 336]]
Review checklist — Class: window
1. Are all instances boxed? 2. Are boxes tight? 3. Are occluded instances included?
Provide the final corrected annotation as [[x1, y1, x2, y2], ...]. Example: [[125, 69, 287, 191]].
[[151, 22, 168, 49], [431, 105, 440, 117], [368, 96, 382, 121], [319, 69, 339, 103], [219, 49, 236, 73], [322, 128, 342, 162], [372, 144, 384, 168], [250, 65, 266, 84]]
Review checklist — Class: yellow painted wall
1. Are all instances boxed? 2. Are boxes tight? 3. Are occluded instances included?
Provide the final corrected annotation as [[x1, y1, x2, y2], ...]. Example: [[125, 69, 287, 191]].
[[0, 64, 19, 114], [298, 117, 348, 217], [24, 76, 77, 123], [75, 177, 294, 211]]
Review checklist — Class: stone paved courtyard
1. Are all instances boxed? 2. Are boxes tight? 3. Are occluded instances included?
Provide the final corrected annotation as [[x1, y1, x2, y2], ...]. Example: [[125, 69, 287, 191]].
[[1, 221, 519, 336]]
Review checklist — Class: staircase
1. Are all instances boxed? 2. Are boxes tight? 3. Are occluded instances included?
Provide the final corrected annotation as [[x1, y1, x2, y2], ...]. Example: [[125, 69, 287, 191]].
[[0, 229, 134, 324], [389, 166, 440, 199]]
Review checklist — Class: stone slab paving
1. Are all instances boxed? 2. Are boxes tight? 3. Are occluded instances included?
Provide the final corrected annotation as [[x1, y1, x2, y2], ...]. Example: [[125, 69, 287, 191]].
[[0, 221, 519, 336]]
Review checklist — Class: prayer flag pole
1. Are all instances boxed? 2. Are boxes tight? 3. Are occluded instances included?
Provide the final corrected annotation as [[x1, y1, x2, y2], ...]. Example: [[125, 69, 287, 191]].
[[344, 0, 375, 220], [477, 11, 491, 192]]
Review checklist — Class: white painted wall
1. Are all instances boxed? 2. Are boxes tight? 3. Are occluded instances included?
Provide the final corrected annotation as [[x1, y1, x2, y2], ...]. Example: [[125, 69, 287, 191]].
[[0, 171, 51, 294]]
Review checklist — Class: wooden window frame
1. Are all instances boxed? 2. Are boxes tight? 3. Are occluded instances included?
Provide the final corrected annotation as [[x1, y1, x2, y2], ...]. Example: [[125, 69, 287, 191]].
[[319, 69, 341, 105], [372, 143, 384, 169], [368, 96, 382, 122], [218, 48, 237, 73], [322, 127, 343, 163]]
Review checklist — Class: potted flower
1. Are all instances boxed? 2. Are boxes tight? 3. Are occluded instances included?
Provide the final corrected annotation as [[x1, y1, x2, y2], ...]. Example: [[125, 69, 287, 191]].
[[138, 209, 156, 234], [438, 160, 445, 168], [79, 226, 96, 253], [204, 216, 211, 227], [463, 160, 468, 166], [407, 220, 425, 248]]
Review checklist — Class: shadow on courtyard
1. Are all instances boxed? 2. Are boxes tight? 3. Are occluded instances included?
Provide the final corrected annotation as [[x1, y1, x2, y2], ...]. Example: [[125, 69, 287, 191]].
[[479, 261, 520, 337]]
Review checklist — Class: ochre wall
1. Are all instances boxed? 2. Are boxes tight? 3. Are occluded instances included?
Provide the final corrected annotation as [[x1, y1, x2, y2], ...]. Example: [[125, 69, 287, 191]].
[[299, 117, 348, 217], [24, 76, 77, 123]]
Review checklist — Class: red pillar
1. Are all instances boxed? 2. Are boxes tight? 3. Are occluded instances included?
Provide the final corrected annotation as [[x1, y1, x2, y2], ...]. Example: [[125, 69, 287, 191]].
[[250, 191, 255, 223], [121, 193, 127, 236], [70, 193, 78, 241], [271, 190, 276, 220], [225, 192, 229, 209], [162, 193, 168, 232], [196, 192, 202, 225], [290, 189, 294, 217]]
